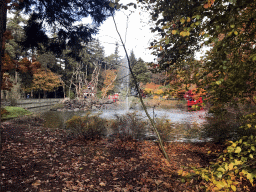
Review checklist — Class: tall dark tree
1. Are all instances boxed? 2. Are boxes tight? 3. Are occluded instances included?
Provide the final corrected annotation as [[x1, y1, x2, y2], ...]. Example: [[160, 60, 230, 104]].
[[129, 50, 137, 68], [130, 57, 150, 88], [0, 0, 115, 94], [104, 42, 121, 70], [6, 10, 26, 60], [0, 0, 116, 167]]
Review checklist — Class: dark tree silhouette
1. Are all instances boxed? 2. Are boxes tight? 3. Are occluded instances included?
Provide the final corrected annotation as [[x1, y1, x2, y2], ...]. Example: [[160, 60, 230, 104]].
[[0, 0, 116, 172]]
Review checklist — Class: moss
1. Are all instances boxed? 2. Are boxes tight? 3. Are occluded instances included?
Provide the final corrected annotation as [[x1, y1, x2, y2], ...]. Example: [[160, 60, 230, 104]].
[[1, 106, 32, 120]]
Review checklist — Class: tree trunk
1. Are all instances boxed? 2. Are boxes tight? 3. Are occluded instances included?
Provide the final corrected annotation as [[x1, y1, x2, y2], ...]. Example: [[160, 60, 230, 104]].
[[0, 2, 7, 191]]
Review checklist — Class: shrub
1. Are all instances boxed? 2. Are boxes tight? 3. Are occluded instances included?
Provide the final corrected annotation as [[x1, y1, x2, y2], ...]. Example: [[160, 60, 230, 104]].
[[154, 118, 173, 141], [144, 88, 153, 94], [65, 89, 75, 99], [153, 95, 160, 100], [179, 113, 256, 192], [65, 112, 106, 140], [154, 89, 164, 95], [202, 110, 241, 143], [110, 112, 147, 140]]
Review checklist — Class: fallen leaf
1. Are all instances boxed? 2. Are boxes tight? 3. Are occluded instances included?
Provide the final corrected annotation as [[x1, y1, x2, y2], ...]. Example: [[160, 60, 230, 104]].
[[99, 182, 106, 186], [155, 180, 163, 185], [32, 180, 41, 187]]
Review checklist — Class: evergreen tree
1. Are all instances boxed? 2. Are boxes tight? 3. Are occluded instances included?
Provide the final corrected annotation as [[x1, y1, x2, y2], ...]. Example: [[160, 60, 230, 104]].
[[130, 57, 151, 88], [129, 50, 137, 69], [6, 10, 26, 60]]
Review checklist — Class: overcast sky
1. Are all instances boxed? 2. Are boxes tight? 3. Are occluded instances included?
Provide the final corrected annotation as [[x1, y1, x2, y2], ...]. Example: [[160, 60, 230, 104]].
[[94, 1, 158, 62]]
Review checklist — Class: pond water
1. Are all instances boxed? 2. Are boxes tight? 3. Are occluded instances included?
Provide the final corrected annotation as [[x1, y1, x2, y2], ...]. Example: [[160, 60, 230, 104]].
[[41, 108, 209, 142], [97, 108, 207, 124]]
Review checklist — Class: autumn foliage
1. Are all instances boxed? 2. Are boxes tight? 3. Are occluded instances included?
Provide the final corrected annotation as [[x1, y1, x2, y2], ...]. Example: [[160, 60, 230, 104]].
[[32, 68, 60, 94], [101, 69, 117, 98]]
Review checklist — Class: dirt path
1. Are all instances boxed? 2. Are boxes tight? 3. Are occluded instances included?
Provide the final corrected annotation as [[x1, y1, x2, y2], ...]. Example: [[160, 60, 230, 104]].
[[1, 116, 221, 192]]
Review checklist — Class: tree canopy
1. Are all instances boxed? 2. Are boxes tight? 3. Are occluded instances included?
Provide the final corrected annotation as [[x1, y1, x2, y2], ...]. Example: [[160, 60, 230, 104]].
[[138, 0, 256, 108]]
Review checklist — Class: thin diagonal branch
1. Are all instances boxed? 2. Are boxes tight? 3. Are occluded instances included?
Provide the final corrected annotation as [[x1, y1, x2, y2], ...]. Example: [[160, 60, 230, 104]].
[[111, 13, 170, 162]]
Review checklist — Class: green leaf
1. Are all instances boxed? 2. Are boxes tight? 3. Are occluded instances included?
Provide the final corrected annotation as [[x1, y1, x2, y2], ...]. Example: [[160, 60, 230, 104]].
[[251, 146, 255, 151], [249, 154, 253, 159], [202, 173, 209, 181], [116, 4, 121, 9], [109, 2, 115, 8], [195, 21, 200, 26], [216, 171, 223, 179], [230, 24, 235, 28], [122, 5, 128, 10], [216, 81, 221, 85]]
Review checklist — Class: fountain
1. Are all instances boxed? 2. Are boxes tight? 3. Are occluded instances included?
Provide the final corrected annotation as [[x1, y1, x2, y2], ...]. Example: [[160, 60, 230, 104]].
[[124, 58, 130, 112]]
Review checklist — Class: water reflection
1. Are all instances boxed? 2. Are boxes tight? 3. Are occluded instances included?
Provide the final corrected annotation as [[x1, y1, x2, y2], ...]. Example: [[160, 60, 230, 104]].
[[41, 111, 87, 129], [96, 108, 206, 124]]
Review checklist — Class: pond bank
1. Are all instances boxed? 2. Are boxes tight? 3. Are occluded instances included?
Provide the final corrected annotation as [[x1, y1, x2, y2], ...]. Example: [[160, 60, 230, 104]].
[[1, 116, 222, 192]]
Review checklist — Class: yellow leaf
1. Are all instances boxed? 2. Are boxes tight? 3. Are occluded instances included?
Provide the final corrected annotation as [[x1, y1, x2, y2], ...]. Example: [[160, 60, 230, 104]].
[[180, 18, 185, 24], [234, 147, 241, 153], [215, 181, 225, 189], [217, 167, 225, 173], [229, 163, 234, 170], [172, 30, 177, 35], [187, 17, 191, 22], [160, 46, 163, 51], [231, 185, 237, 191], [246, 173, 254, 184]]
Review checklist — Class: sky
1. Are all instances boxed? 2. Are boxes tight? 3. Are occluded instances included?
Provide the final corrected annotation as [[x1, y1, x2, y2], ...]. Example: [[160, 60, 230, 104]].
[[93, 1, 158, 63], [92, 1, 209, 62]]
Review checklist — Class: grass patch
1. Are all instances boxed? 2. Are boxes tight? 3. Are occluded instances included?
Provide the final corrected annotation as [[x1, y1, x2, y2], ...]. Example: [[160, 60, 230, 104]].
[[1, 106, 32, 120]]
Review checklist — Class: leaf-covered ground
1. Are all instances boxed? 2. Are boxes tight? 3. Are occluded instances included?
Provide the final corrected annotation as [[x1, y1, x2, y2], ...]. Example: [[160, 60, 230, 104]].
[[1, 117, 222, 192]]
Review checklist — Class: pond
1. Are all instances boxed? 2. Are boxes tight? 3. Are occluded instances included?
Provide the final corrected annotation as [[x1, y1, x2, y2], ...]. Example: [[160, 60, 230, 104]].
[[40, 108, 209, 142]]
